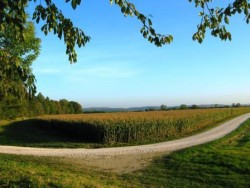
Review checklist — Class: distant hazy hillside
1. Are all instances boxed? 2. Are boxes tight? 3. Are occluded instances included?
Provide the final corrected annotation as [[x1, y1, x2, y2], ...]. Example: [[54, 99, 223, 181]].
[[83, 104, 250, 113]]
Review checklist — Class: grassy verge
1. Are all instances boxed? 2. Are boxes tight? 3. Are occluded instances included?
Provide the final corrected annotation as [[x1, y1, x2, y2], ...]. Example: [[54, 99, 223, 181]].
[[0, 119, 249, 187]]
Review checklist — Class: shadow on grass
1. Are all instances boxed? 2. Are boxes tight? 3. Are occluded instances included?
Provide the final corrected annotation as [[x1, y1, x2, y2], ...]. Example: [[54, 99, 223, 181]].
[[0, 119, 104, 148]]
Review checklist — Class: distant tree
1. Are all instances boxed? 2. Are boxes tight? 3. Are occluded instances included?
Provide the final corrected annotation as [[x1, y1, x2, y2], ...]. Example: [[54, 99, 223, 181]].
[[48, 100, 58, 114], [180, 104, 188, 110], [36, 93, 45, 102], [31, 100, 45, 116], [67, 103, 74, 114], [214, 104, 219, 108], [59, 99, 70, 114], [145, 107, 155, 111], [160, 104, 167, 111], [235, 103, 241, 107], [42, 97, 50, 114], [191, 104, 199, 109], [69, 101, 83, 114]]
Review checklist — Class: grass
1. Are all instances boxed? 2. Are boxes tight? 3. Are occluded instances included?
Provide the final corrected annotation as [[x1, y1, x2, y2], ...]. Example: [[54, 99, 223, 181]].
[[0, 118, 249, 187], [0, 154, 131, 187]]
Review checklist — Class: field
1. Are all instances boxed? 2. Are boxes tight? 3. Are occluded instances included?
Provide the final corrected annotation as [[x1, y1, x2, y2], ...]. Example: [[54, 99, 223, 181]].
[[36, 107, 250, 146], [1, 107, 250, 148], [0, 115, 249, 187]]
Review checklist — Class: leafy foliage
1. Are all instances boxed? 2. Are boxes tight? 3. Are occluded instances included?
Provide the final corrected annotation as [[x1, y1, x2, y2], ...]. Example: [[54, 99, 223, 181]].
[[0, 20, 40, 99], [32, 0, 90, 63], [0, 0, 90, 63], [2, 1, 249, 63], [189, 0, 250, 43], [110, 0, 173, 46]]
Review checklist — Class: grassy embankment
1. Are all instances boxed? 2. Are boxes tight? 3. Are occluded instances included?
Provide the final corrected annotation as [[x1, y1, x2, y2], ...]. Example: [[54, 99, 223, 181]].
[[0, 107, 250, 148], [0, 117, 249, 187]]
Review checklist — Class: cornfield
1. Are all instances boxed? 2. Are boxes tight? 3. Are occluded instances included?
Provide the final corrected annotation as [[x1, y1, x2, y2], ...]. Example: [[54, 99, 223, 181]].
[[35, 107, 250, 144]]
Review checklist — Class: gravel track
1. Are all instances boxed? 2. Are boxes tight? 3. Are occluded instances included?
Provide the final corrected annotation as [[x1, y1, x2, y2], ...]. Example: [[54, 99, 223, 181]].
[[1, 113, 249, 157]]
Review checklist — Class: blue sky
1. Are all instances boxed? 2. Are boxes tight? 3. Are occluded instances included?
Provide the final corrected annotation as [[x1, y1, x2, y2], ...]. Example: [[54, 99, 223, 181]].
[[28, 1, 250, 108]]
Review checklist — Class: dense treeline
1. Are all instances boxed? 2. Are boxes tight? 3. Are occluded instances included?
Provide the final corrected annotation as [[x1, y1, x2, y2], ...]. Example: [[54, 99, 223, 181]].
[[0, 93, 82, 120]]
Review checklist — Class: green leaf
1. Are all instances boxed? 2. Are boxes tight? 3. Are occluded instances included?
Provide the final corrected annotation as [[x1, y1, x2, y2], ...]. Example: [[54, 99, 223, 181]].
[[121, 6, 126, 13], [148, 19, 152, 26], [224, 16, 229, 24], [71, 0, 77, 9]]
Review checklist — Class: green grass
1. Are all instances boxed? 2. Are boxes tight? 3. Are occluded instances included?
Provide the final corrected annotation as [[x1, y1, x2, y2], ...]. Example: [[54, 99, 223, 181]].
[[0, 119, 250, 187], [0, 154, 131, 187]]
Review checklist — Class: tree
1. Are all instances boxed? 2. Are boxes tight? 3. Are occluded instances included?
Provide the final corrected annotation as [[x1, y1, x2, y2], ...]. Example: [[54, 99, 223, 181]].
[[1, 0, 249, 63], [0, 13, 40, 119], [191, 104, 199, 109], [235, 103, 241, 107], [59, 99, 70, 114], [0, 95, 29, 119], [69, 101, 83, 114], [180, 104, 188, 110], [36, 92, 45, 102], [213, 104, 219, 108], [0, 16, 40, 100], [160, 104, 167, 111], [31, 100, 45, 116]]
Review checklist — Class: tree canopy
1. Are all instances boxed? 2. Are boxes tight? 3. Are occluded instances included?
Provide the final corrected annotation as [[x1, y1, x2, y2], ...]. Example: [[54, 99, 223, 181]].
[[1, 0, 249, 63], [0, 17, 40, 100]]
